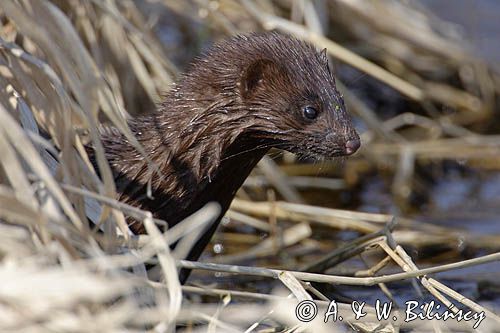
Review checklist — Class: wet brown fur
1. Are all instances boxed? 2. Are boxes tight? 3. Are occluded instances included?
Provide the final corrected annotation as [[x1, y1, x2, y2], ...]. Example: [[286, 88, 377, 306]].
[[88, 32, 359, 282]]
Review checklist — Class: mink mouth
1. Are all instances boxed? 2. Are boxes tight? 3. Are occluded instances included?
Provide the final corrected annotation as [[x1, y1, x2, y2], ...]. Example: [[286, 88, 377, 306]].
[[276, 142, 353, 160], [269, 130, 360, 160]]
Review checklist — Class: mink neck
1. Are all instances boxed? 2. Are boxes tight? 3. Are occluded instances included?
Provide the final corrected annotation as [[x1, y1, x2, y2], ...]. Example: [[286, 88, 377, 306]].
[[125, 89, 269, 225]]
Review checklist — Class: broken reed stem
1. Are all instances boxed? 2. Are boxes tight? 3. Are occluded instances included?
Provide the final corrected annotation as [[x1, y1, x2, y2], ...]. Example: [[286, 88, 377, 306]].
[[428, 278, 500, 323], [177, 251, 500, 286]]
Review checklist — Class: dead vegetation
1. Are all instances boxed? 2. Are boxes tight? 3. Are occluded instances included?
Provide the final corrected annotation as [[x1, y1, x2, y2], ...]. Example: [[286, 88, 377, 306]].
[[0, 0, 499, 332]]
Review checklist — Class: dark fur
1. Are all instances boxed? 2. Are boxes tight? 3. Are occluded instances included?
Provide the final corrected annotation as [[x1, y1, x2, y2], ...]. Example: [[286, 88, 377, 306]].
[[88, 32, 359, 282]]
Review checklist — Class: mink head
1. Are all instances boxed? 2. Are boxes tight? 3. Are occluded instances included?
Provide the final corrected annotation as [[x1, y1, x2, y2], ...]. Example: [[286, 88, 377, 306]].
[[178, 32, 360, 159]]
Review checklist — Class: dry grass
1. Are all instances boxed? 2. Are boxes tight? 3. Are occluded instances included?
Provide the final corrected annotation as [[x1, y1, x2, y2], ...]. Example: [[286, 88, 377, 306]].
[[0, 0, 499, 332]]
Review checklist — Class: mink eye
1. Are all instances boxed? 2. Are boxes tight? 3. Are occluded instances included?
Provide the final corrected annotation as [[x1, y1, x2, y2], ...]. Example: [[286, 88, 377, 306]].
[[303, 106, 318, 120]]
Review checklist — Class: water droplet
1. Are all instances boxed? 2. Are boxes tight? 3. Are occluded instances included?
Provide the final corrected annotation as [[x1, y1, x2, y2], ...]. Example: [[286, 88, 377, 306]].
[[213, 243, 224, 254], [221, 216, 230, 225]]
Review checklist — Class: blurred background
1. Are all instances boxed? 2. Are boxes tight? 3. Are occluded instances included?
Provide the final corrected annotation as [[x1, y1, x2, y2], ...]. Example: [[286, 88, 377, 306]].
[[1, 0, 500, 331]]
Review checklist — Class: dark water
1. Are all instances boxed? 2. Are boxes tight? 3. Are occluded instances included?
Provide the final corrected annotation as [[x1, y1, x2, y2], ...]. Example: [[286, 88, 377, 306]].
[[421, 0, 500, 66], [415, 1, 500, 235], [348, 0, 500, 310], [356, 0, 500, 235]]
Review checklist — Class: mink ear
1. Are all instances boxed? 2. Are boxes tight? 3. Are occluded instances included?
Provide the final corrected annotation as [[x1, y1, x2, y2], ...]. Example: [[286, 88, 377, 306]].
[[319, 48, 331, 74], [240, 59, 275, 99], [319, 48, 328, 64]]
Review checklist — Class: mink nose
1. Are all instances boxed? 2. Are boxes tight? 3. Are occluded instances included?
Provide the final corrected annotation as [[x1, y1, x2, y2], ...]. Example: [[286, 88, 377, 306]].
[[345, 139, 360, 155]]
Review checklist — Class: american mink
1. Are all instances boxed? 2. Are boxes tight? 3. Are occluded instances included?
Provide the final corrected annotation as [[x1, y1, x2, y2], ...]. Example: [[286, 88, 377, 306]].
[[89, 32, 360, 282]]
